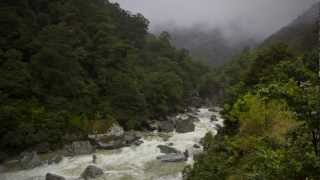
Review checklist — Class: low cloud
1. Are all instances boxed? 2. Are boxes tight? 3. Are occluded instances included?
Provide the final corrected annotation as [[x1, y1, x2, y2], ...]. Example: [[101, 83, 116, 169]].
[[111, 0, 318, 39]]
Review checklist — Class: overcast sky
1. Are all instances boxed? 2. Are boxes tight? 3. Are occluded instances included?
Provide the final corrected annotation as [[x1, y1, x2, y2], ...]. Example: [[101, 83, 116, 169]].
[[110, 0, 318, 39]]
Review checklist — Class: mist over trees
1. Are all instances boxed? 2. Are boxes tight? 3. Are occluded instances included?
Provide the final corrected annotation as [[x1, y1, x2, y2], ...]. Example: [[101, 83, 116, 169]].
[[153, 25, 258, 66]]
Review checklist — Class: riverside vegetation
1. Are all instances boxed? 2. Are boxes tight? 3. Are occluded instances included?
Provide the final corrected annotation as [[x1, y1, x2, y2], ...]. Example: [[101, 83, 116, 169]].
[[184, 2, 320, 178]]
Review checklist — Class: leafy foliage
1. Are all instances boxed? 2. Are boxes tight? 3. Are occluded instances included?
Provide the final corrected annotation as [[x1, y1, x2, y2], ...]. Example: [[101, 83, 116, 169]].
[[0, 0, 207, 154], [186, 43, 320, 179]]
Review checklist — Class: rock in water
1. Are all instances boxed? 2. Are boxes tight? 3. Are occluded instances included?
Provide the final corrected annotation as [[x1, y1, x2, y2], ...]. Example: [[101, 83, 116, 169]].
[[193, 144, 201, 149], [156, 153, 186, 162], [19, 151, 42, 169], [134, 140, 144, 146], [96, 139, 124, 150], [81, 165, 104, 179], [106, 124, 124, 137], [158, 121, 175, 132], [157, 145, 180, 154], [46, 173, 65, 180], [210, 115, 218, 122], [63, 141, 95, 156], [123, 131, 140, 145], [184, 150, 189, 160], [176, 118, 195, 133], [92, 154, 97, 164], [48, 155, 63, 165]]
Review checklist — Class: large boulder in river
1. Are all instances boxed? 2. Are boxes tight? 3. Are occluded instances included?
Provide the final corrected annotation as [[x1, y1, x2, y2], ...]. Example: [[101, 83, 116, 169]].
[[158, 121, 175, 132], [96, 139, 124, 150], [176, 118, 195, 133], [123, 131, 141, 145], [105, 124, 124, 137], [19, 151, 42, 169], [63, 141, 95, 156], [46, 173, 66, 180], [91, 130, 142, 150], [157, 145, 180, 154], [81, 165, 104, 179], [157, 153, 187, 162]]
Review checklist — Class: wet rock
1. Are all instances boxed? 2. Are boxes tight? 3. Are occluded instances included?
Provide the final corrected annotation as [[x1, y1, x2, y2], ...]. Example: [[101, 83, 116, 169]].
[[48, 155, 63, 165], [81, 165, 104, 179], [176, 118, 195, 133], [19, 151, 42, 169], [46, 173, 65, 180], [134, 140, 144, 146], [157, 145, 180, 154], [167, 116, 179, 123], [208, 108, 215, 112], [92, 131, 142, 150], [63, 141, 95, 156], [184, 150, 189, 160], [188, 107, 200, 113], [157, 153, 186, 162], [145, 120, 159, 131], [92, 154, 97, 164], [210, 115, 218, 122], [105, 124, 124, 137], [123, 131, 140, 145], [34, 142, 50, 154], [167, 143, 174, 146], [158, 121, 175, 132], [209, 107, 223, 112], [215, 124, 223, 131], [193, 144, 201, 149], [186, 113, 199, 120], [96, 139, 124, 150]]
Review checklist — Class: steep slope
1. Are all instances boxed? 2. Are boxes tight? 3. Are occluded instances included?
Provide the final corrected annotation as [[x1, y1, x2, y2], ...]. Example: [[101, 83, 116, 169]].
[[185, 3, 320, 180], [262, 2, 319, 52], [0, 0, 208, 154]]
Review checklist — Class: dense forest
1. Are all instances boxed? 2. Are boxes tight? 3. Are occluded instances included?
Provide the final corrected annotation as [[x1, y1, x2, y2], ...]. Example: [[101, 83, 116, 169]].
[[0, 0, 210, 155], [184, 2, 320, 179]]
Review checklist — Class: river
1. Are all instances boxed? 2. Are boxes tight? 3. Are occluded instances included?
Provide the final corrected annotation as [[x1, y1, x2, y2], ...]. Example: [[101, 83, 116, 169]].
[[0, 108, 223, 180]]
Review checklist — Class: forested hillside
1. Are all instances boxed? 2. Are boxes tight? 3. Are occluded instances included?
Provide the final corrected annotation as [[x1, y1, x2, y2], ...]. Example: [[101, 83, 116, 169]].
[[262, 2, 319, 52], [0, 0, 208, 154], [185, 3, 320, 179]]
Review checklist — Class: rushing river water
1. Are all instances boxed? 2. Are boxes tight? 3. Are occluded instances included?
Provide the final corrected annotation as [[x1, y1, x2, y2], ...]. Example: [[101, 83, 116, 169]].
[[0, 108, 223, 180]]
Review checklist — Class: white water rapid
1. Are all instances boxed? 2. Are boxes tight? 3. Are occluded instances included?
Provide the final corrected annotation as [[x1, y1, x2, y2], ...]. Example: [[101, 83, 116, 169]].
[[0, 108, 223, 180]]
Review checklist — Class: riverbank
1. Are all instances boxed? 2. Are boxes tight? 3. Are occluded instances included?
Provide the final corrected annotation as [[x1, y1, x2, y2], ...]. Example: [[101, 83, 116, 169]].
[[0, 107, 223, 180]]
